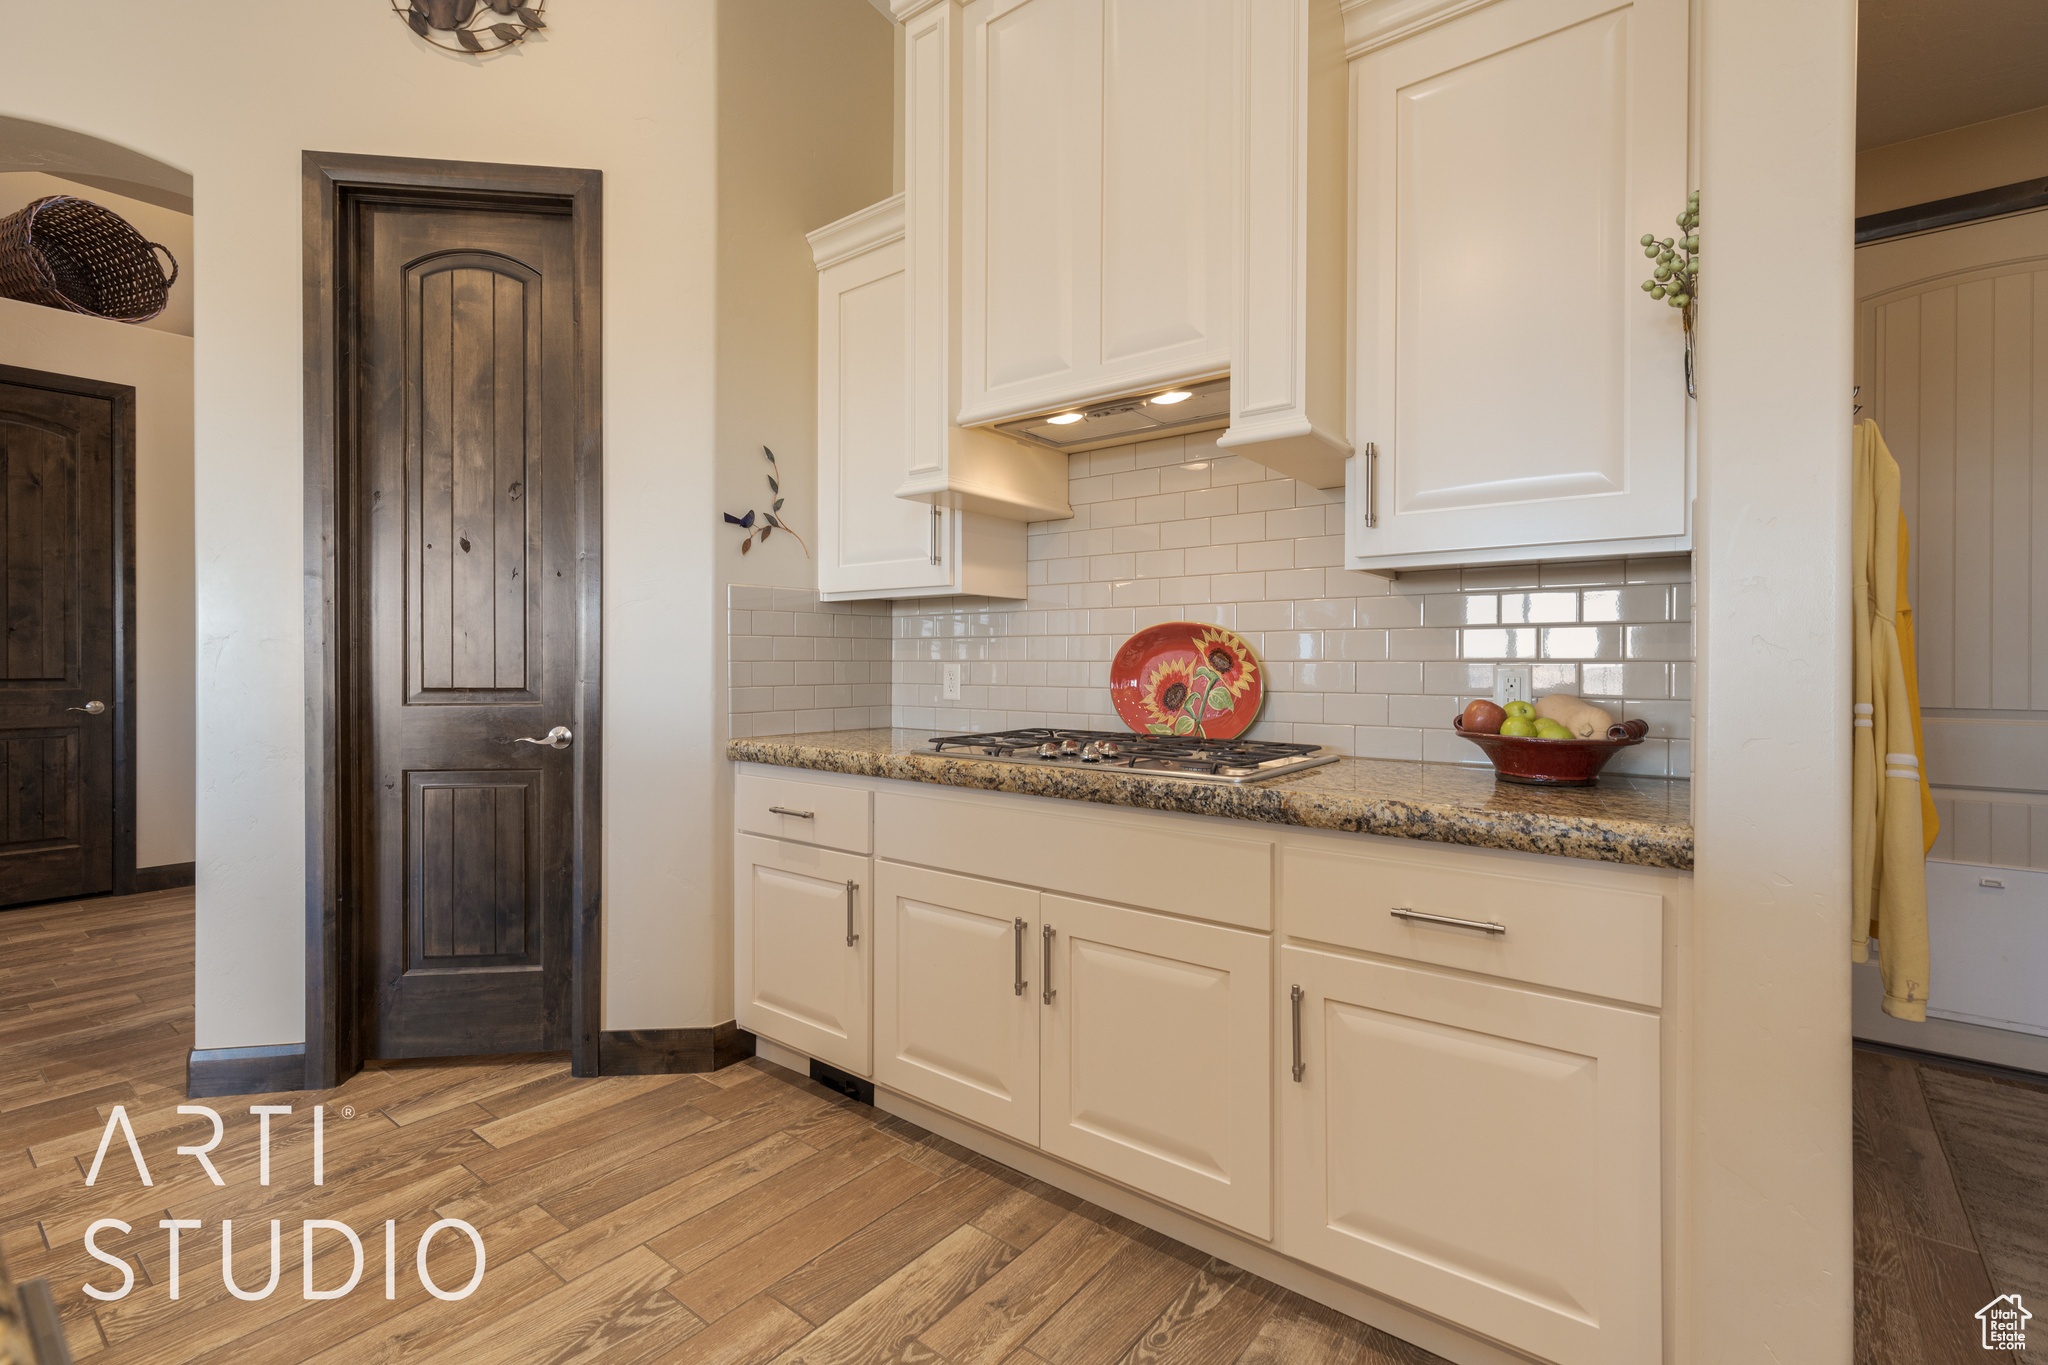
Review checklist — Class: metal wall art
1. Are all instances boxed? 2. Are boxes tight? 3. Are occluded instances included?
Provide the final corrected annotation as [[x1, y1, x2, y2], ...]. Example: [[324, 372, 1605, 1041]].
[[393, 0, 546, 54]]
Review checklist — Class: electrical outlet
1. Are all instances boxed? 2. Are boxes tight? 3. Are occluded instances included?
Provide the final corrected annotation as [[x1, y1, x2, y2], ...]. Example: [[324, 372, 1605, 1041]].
[[941, 663, 963, 701], [1493, 664, 1532, 708]]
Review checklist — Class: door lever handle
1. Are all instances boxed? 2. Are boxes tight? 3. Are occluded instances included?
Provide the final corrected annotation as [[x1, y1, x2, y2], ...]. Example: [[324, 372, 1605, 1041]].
[[66, 701, 105, 715], [513, 726, 573, 750]]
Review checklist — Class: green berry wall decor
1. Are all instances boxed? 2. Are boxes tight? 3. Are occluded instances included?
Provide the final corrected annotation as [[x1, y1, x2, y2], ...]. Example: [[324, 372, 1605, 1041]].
[[1639, 191, 1698, 397]]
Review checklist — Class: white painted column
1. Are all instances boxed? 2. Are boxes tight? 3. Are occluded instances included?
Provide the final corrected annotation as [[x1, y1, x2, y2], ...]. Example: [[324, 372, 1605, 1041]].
[[1689, 0, 1857, 1360]]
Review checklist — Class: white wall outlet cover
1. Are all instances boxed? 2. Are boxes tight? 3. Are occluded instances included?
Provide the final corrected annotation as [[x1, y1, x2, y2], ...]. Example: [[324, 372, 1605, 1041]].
[[942, 663, 963, 701], [1494, 665, 1533, 707]]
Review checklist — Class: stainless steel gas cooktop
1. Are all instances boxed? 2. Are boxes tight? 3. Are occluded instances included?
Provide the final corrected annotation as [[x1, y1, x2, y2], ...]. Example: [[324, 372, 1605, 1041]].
[[928, 727, 1337, 785]]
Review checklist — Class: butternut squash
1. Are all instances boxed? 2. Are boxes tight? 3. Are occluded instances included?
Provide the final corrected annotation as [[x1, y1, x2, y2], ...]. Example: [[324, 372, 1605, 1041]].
[[1534, 693, 1616, 739]]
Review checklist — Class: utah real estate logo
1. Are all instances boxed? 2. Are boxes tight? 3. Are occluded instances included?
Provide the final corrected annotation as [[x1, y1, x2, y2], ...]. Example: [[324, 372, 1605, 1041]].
[[1979, 1294, 2031, 1352]]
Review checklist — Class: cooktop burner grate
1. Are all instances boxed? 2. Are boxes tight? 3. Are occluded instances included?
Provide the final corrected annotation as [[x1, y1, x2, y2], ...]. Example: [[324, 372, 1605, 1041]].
[[927, 727, 1337, 784]]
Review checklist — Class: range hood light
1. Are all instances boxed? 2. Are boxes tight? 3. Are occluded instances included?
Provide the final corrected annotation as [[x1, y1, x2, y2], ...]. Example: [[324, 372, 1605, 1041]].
[[994, 377, 1231, 454]]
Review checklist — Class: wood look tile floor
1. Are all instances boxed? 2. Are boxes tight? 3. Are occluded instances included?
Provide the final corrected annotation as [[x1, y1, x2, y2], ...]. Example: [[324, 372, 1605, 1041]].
[[1854, 1045, 2048, 1364], [10, 892, 2043, 1363], [0, 890, 1443, 1365]]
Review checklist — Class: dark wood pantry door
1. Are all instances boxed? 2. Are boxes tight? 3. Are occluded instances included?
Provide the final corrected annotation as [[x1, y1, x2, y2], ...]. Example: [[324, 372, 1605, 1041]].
[[0, 377, 117, 906], [358, 200, 578, 1058]]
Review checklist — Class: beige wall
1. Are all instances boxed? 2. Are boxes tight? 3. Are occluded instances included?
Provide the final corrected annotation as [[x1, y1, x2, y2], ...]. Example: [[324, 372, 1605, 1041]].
[[0, 171, 193, 336], [0, 0, 890, 1050], [0, 298, 195, 869], [630, 0, 892, 1031], [1856, 102, 2048, 218]]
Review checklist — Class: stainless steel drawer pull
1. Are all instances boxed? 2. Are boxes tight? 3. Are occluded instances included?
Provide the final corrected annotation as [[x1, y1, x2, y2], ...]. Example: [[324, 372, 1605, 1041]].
[[1041, 924, 1056, 1005], [767, 806, 815, 819], [1390, 906, 1507, 935], [1013, 918, 1028, 996], [1290, 984, 1305, 1083], [845, 880, 860, 947]]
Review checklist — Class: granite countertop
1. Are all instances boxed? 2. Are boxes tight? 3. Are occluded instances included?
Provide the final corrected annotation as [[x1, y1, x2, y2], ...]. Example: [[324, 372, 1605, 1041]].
[[729, 728, 1693, 871]]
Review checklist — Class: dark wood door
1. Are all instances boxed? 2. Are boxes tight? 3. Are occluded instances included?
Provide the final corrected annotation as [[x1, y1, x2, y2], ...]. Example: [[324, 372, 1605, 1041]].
[[0, 379, 116, 906], [359, 201, 577, 1058]]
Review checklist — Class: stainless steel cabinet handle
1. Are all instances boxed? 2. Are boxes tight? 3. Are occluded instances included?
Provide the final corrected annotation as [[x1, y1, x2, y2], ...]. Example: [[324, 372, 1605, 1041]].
[[1390, 906, 1507, 935], [513, 725, 573, 749], [1013, 918, 1028, 996], [845, 881, 860, 948], [1041, 924, 1056, 1005], [1290, 984, 1305, 1082], [66, 700, 105, 715], [930, 506, 942, 566], [767, 806, 815, 819], [1360, 442, 1378, 528]]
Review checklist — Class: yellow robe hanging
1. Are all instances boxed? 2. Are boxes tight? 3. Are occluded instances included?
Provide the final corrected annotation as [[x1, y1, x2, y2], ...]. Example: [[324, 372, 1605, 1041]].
[[1850, 420, 1931, 1020]]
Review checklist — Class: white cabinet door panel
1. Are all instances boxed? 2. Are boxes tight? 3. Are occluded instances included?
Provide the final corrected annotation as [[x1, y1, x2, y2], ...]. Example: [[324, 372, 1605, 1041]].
[[734, 834, 871, 1076], [874, 861, 1041, 1144], [1350, 0, 1689, 565], [812, 208, 955, 597], [1281, 945, 1659, 1365], [959, 0, 1234, 424], [1096, 0, 1232, 368], [970, 0, 1096, 401], [1041, 895, 1271, 1237]]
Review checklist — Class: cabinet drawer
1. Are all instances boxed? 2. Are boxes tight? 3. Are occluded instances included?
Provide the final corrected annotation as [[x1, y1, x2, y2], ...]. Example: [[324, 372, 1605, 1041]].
[[876, 789, 1272, 930], [1283, 844, 1662, 1007], [736, 772, 871, 854]]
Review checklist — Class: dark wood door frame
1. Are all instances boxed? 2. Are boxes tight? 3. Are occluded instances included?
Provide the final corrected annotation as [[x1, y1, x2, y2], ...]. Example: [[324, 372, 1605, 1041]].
[[301, 152, 603, 1089], [0, 362, 138, 900]]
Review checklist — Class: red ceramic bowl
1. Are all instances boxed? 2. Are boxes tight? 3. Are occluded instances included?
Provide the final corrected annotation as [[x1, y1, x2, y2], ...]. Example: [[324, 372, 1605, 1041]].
[[1452, 714, 1651, 786]]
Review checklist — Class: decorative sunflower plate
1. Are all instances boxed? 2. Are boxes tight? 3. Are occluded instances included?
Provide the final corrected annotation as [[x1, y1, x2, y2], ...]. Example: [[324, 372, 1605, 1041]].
[[1110, 622, 1264, 739]]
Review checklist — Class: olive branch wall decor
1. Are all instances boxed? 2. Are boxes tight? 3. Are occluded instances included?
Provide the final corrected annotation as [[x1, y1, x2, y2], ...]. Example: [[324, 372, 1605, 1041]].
[[724, 446, 810, 558], [393, 0, 546, 54]]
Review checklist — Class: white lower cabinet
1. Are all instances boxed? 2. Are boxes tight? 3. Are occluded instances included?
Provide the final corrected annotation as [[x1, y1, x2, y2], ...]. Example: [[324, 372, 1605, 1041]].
[[873, 861, 1040, 1144], [1040, 895, 1273, 1238], [733, 833, 871, 1077], [870, 862, 1274, 1237], [731, 766, 1679, 1362], [1280, 944, 1661, 1365]]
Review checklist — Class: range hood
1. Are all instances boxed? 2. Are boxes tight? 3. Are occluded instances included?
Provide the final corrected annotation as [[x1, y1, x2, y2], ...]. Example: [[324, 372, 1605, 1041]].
[[993, 377, 1231, 455]]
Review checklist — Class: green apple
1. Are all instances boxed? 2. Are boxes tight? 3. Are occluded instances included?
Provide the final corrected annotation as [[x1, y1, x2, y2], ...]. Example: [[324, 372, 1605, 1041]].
[[1533, 719, 1574, 740], [1499, 717, 1538, 737], [1503, 701, 1535, 720]]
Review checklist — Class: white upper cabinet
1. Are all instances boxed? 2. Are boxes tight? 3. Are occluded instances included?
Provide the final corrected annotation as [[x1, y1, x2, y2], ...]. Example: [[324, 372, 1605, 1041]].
[[1217, 0, 1353, 489], [957, 0, 1236, 425], [897, 0, 1073, 522], [810, 196, 1032, 600], [1344, 0, 1692, 571]]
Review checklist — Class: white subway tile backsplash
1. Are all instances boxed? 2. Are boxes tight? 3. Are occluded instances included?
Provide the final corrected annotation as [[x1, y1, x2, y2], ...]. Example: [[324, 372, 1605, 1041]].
[[727, 436, 1695, 776]]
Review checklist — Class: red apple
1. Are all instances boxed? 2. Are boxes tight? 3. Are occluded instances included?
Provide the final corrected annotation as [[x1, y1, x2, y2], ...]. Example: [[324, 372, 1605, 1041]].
[[1460, 699, 1507, 734]]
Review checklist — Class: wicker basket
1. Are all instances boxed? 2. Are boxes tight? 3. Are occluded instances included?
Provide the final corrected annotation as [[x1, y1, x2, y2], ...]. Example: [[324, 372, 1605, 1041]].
[[0, 195, 179, 324]]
